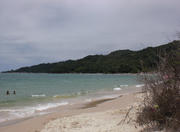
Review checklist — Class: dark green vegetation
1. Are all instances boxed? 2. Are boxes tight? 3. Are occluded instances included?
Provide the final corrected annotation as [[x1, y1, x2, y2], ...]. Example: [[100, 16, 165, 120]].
[[7, 40, 180, 73]]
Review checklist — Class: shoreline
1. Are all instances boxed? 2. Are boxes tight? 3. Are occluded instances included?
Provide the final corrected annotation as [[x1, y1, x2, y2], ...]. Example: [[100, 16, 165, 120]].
[[0, 84, 142, 124], [0, 89, 143, 132], [0, 93, 124, 127], [1, 72, 142, 75]]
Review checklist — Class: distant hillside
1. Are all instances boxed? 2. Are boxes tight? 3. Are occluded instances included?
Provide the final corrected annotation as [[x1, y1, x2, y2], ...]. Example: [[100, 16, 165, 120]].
[[7, 40, 180, 73]]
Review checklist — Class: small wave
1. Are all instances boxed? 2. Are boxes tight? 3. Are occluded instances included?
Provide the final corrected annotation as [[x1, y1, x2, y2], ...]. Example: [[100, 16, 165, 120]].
[[32, 94, 46, 97], [136, 84, 145, 88], [53, 94, 76, 99], [113, 87, 122, 91], [85, 99, 92, 102], [0, 102, 69, 123], [98, 94, 120, 100], [120, 85, 128, 87], [53, 91, 89, 99], [0, 107, 36, 123], [35, 102, 69, 111]]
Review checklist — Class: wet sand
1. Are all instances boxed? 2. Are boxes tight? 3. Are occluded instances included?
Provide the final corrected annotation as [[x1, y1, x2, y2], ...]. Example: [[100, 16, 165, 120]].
[[0, 91, 143, 132]]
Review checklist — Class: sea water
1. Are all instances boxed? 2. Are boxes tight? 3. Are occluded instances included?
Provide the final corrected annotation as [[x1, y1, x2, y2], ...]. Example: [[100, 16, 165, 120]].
[[0, 73, 143, 123]]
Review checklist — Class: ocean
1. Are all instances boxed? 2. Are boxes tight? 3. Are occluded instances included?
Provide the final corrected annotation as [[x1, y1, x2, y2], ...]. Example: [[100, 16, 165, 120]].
[[0, 73, 143, 123]]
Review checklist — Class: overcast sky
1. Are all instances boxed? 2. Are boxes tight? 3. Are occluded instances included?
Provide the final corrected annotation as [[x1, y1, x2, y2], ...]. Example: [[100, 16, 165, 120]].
[[0, 0, 180, 71]]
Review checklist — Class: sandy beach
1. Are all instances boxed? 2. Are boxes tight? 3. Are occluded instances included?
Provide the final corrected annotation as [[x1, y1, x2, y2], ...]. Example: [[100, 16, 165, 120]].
[[0, 91, 144, 132]]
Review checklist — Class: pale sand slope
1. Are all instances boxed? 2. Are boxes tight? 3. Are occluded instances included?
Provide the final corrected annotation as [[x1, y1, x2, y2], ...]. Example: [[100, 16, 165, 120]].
[[41, 93, 143, 132], [0, 92, 143, 132]]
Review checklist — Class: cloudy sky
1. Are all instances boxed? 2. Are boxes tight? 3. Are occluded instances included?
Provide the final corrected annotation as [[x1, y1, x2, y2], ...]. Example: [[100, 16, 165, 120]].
[[0, 0, 180, 71]]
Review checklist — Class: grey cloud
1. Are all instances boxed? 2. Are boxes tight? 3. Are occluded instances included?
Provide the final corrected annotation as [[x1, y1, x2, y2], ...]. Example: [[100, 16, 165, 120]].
[[0, 0, 180, 71]]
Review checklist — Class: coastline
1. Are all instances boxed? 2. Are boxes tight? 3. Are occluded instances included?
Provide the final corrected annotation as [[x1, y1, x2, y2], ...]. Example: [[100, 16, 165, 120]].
[[0, 89, 143, 132]]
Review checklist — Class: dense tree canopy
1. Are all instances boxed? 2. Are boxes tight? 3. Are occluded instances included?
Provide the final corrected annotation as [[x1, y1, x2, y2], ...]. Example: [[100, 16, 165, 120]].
[[7, 40, 180, 73]]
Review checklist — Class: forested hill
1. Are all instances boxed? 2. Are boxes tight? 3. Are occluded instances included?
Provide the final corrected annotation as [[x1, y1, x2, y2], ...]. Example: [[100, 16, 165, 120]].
[[7, 40, 180, 73]]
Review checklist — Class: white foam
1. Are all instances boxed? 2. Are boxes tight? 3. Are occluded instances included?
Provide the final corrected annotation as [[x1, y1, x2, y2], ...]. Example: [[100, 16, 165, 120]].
[[32, 94, 46, 97], [98, 94, 120, 100], [120, 85, 128, 87], [9, 108, 35, 118], [77, 92, 81, 95], [35, 102, 69, 111], [136, 84, 144, 87], [0, 102, 69, 123], [113, 87, 122, 91], [53, 95, 59, 98], [0, 107, 36, 123], [85, 99, 92, 102]]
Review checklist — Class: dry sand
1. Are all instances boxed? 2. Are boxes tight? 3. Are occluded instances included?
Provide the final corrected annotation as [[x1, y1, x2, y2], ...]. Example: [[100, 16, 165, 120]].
[[0, 92, 144, 132]]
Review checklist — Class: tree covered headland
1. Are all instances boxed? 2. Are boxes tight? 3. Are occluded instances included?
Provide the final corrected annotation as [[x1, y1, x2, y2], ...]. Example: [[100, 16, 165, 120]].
[[7, 40, 180, 73]]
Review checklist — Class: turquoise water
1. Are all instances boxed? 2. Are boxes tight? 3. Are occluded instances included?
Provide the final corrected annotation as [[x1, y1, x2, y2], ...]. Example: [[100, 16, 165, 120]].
[[0, 73, 142, 123]]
